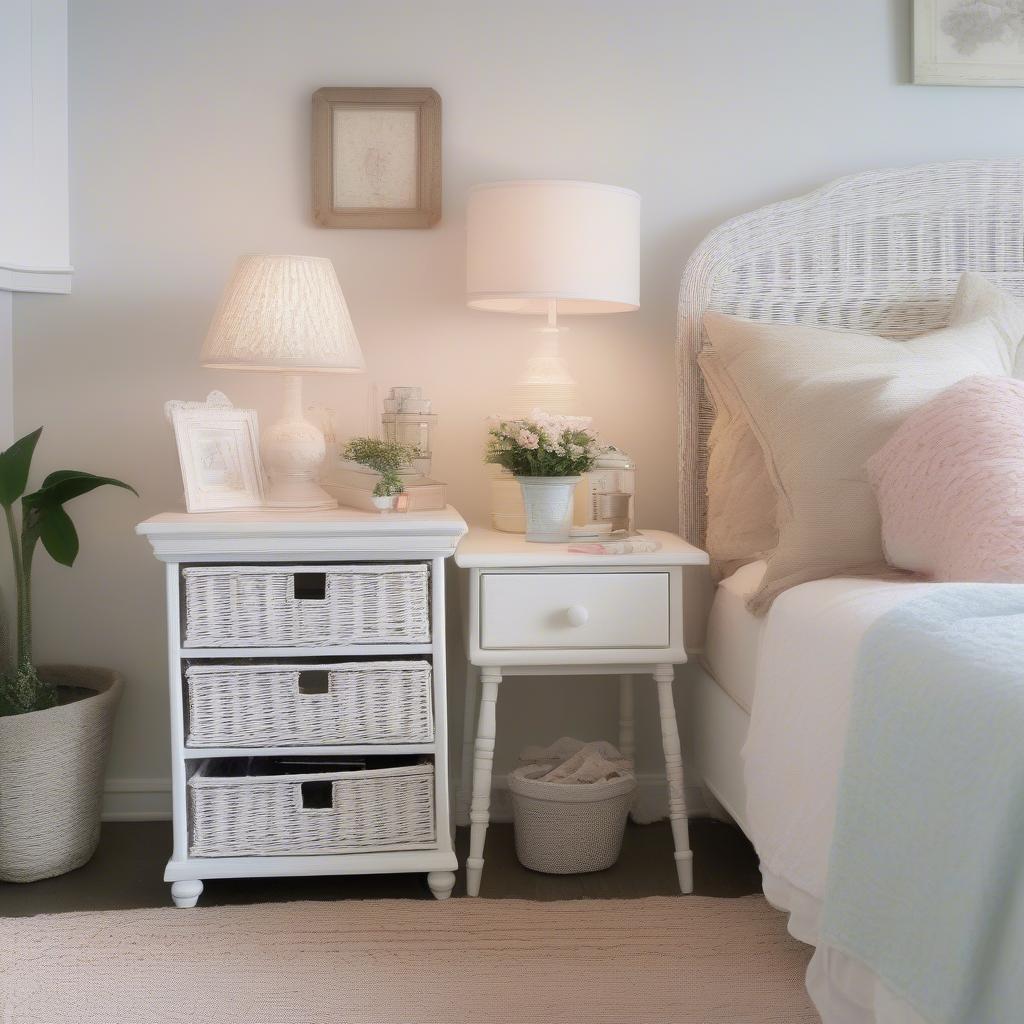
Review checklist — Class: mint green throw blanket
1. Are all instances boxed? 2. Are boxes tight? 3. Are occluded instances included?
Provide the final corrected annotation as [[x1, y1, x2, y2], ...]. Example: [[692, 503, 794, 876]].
[[821, 585, 1024, 1024]]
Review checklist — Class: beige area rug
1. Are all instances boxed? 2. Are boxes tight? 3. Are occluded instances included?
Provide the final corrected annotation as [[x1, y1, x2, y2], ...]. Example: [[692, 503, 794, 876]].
[[0, 896, 818, 1024]]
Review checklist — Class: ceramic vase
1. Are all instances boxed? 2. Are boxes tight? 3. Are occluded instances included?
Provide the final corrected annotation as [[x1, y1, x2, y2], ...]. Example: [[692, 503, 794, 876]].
[[515, 476, 579, 542]]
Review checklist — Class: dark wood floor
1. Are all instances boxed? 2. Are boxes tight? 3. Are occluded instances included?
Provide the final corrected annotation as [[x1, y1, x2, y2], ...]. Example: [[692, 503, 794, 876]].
[[0, 819, 760, 916]]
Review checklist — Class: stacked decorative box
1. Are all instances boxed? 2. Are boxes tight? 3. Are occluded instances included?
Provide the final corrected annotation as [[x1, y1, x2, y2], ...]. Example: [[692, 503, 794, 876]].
[[321, 386, 446, 512], [137, 507, 467, 907]]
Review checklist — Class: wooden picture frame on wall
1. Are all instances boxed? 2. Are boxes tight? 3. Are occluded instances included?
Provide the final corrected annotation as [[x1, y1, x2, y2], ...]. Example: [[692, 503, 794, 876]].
[[914, 0, 1024, 87], [313, 87, 441, 228]]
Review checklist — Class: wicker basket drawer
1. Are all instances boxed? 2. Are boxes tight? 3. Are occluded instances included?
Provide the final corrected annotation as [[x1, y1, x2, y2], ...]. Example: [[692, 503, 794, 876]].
[[182, 563, 430, 648], [185, 660, 434, 747], [188, 757, 436, 857]]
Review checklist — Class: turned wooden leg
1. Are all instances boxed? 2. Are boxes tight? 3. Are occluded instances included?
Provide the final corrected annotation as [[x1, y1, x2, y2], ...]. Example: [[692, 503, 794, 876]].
[[618, 674, 635, 762], [654, 664, 693, 894], [466, 666, 501, 897], [427, 871, 457, 900], [171, 879, 203, 908], [619, 674, 637, 821], [457, 662, 480, 828]]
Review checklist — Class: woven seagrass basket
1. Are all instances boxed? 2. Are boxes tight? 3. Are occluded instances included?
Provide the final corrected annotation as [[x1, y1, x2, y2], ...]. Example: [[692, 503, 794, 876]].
[[0, 665, 122, 883], [508, 768, 636, 875], [185, 660, 433, 747], [188, 757, 436, 857], [182, 563, 430, 648]]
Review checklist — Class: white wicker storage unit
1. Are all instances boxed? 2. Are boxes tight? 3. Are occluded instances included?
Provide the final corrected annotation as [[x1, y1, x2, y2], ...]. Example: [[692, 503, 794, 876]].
[[137, 507, 467, 907]]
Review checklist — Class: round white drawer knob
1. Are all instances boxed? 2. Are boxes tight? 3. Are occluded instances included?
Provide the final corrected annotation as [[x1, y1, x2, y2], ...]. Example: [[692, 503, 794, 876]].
[[566, 605, 589, 627]]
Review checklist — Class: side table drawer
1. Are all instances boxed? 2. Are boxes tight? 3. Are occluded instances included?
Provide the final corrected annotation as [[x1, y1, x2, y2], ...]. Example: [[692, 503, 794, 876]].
[[188, 757, 437, 857], [185, 660, 434, 747], [182, 563, 430, 648], [479, 572, 670, 650]]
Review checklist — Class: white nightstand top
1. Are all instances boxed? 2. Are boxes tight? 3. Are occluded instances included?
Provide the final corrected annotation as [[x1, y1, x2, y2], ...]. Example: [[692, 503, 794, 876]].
[[138, 505, 466, 536], [454, 527, 708, 569], [137, 506, 467, 562]]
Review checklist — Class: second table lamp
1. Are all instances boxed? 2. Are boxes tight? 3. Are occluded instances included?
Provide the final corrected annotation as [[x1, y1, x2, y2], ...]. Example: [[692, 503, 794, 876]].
[[466, 179, 640, 414], [201, 254, 365, 510]]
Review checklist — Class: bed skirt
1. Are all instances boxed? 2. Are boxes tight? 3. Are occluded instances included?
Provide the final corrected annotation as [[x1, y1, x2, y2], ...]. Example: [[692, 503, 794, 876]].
[[761, 871, 929, 1024]]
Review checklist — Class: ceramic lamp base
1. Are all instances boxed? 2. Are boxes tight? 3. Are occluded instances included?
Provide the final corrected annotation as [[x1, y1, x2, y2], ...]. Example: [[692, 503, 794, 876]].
[[262, 373, 338, 512]]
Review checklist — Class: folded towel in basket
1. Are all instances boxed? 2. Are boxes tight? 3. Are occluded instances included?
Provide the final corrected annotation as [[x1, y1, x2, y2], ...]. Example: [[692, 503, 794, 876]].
[[517, 737, 633, 785]]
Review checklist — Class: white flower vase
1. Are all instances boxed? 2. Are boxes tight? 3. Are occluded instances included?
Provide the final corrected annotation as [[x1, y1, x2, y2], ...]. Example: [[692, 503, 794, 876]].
[[516, 476, 579, 542]]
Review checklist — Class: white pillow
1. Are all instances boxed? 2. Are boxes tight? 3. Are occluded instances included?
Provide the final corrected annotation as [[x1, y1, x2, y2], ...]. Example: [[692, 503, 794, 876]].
[[700, 348, 778, 577], [699, 272, 1024, 594], [703, 282, 1022, 612], [950, 272, 1024, 377]]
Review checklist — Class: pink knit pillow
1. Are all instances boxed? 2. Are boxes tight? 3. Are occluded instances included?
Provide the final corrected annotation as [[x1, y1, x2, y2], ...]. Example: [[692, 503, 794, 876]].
[[867, 376, 1024, 582]]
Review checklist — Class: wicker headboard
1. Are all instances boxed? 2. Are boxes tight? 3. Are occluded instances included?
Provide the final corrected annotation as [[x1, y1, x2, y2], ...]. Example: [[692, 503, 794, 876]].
[[676, 159, 1024, 548]]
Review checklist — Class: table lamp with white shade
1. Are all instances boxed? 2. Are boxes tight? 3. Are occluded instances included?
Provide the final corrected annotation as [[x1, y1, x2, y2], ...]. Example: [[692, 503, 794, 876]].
[[202, 254, 365, 510], [466, 180, 640, 413]]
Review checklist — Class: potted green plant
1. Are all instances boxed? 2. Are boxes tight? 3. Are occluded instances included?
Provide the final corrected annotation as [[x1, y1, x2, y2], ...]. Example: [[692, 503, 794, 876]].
[[486, 412, 600, 542], [0, 428, 136, 883], [341, 437, 420, 511]]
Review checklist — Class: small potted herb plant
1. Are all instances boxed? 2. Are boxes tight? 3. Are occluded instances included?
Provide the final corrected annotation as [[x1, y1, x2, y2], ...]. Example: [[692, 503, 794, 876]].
[[486, 412, 600, 542], [0, 428, 136, 882], [342, 437, 421, 511]]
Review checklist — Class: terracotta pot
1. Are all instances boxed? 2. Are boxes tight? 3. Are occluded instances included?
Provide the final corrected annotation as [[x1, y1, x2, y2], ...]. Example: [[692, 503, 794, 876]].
[[0, 665, 122, 883]]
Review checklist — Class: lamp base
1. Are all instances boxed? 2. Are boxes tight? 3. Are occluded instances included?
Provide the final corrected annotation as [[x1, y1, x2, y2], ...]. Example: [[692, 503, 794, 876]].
[[511, 326, 577, 415], [262, 373, 338, 512]]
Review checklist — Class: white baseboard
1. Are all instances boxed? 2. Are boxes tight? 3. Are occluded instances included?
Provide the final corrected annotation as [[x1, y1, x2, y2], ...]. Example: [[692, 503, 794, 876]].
[[103, 773, 709, 824], [102, 778, 172, 821]]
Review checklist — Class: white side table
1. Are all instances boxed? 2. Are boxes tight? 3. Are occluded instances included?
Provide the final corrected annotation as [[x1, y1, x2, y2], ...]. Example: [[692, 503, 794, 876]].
[[454, 528, 709, 897], [137, 507, 466, 907]]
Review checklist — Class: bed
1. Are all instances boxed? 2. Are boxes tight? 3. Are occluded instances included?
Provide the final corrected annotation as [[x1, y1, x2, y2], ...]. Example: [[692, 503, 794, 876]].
[[677, 159, 1024, 1024]]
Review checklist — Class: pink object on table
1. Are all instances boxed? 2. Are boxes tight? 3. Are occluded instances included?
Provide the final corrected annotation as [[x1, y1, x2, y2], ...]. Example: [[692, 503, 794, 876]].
[[867, 375, 1024, 582], [568, 539, 662, 556]]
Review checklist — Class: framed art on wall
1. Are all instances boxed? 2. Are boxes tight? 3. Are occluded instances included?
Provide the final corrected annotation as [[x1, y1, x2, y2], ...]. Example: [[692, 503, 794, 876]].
[[165, 391, 265, 512], [914, 0, 1024, 86], [313, 87, 441, 228]]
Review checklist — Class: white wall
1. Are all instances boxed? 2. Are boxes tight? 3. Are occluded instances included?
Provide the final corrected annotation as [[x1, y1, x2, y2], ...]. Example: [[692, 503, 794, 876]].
[[12, 0, 1024, 817], [1, 0, 72, 291], [2, 0, 71, 451]]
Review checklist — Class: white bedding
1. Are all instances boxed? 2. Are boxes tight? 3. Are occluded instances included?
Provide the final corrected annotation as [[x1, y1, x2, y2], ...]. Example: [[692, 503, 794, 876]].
[[703, 560, 767, 713], [744, 573, 933, 901], [741, 572, 938, 1024]]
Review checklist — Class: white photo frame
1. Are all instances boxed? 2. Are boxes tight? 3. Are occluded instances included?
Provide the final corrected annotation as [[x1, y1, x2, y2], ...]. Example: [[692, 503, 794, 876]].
[[165, 391, 265, 512], [914, 0, 1024, 86]]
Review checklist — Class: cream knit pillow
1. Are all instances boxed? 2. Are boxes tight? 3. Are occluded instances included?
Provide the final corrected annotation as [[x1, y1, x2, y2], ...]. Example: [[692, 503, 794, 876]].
[[703, 302, 1021, 613]]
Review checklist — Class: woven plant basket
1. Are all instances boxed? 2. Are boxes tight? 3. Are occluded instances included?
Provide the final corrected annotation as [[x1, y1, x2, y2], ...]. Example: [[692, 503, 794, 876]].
[[508, 769, 637, 875], [0, 665, 122, 883]]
